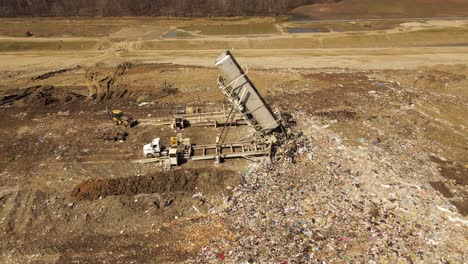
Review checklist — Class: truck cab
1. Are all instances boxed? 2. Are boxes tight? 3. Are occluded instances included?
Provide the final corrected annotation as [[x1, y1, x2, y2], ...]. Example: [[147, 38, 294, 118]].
[[143, 138, 162, 158]]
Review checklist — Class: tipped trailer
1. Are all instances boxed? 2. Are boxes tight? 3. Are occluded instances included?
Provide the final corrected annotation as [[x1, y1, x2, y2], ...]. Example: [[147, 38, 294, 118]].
[[215, 50, 282, 136]]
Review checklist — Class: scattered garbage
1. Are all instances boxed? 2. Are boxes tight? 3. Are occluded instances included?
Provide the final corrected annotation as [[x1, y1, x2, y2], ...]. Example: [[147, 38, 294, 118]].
[[189, 114, 467, 263]]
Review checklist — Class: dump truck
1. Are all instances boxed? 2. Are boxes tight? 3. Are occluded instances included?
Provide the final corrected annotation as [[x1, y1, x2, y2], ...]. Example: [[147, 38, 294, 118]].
[[143, 138, 164, 158], [143, 138, 179, 166]]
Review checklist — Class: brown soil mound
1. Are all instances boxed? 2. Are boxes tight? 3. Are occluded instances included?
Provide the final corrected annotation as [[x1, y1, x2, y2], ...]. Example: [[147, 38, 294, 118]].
[[71, 168, 238, 201]]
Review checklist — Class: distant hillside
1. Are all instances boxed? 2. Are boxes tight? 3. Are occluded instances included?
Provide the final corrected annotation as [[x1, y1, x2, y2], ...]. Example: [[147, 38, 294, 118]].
[[0, 0, 339, 17], [290, 0, 468, 19]]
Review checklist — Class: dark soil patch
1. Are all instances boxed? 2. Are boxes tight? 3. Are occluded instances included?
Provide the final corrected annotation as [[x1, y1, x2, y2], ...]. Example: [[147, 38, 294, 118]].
[[71, 168, 239, 201], [430, 156, 468, 186], [429, 181, 454, 198], [440, 166, 468, 186], [450, 199, 468, 216], [31, 66, 80, 81], [429, 156, 468, 216], [315, 110, 356, 120], [0, 85, 85, 107]]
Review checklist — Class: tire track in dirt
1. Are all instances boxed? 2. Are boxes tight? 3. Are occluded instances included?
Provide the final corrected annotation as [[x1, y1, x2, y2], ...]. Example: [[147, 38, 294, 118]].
[[0, 188, 19, 235], [2, 188, 35, 237]]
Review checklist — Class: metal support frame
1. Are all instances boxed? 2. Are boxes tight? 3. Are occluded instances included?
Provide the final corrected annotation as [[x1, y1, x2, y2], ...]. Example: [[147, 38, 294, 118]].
[[217, 77, 264, 136]]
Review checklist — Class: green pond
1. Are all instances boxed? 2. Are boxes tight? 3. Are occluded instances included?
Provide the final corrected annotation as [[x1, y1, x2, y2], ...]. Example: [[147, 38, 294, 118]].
[[181, 23, 277, 35]]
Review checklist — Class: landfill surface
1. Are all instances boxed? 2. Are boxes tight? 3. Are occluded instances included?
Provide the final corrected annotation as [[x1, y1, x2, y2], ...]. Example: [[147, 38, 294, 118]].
[[0, 16, 467, 263], [191, 114, 467, 263]]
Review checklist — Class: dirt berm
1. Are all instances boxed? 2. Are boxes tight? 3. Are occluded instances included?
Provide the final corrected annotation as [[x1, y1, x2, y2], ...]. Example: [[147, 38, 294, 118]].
[[72, 168, 239, 201]]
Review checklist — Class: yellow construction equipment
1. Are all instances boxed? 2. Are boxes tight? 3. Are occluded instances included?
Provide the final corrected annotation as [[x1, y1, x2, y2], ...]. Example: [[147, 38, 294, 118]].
[[170, 137, 178, 147], [107, 108, 138, 128]]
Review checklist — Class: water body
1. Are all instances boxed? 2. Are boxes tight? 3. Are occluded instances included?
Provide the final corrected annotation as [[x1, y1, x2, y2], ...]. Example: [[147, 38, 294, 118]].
[[181, 23, 277, 35], [287, 28, 329, 33], [162, 30, 193, 38], [429, 43, 468, 47]]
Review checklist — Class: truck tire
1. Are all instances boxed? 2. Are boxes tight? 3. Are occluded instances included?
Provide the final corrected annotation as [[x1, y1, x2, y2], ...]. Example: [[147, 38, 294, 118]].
[[146, 153, 155, 159]]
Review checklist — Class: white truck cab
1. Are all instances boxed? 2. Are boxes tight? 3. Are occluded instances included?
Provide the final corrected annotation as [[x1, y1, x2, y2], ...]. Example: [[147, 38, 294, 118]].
[[143, 138, 179, 166], [143, 138, 162, 158]]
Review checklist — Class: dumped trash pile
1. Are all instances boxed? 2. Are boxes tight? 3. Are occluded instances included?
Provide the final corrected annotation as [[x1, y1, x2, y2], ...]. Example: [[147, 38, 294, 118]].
[[191, 114, 467, 263]]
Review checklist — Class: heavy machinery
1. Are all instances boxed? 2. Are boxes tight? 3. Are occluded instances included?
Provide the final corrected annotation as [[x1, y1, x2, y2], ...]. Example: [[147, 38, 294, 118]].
[[213, 50, 283, 162], [141, 50, 283, 167], [107, 108, 138, 128], [143, 138, 165, 158], [143, 138, 179, 166]]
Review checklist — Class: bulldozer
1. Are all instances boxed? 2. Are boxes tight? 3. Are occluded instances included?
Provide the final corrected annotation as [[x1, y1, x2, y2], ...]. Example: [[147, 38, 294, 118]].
[[107, 107, 138, 128]]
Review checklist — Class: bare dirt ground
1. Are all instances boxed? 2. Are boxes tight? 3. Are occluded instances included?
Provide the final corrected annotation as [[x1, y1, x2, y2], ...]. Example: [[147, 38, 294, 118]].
[[0, 17, 467, 263]]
